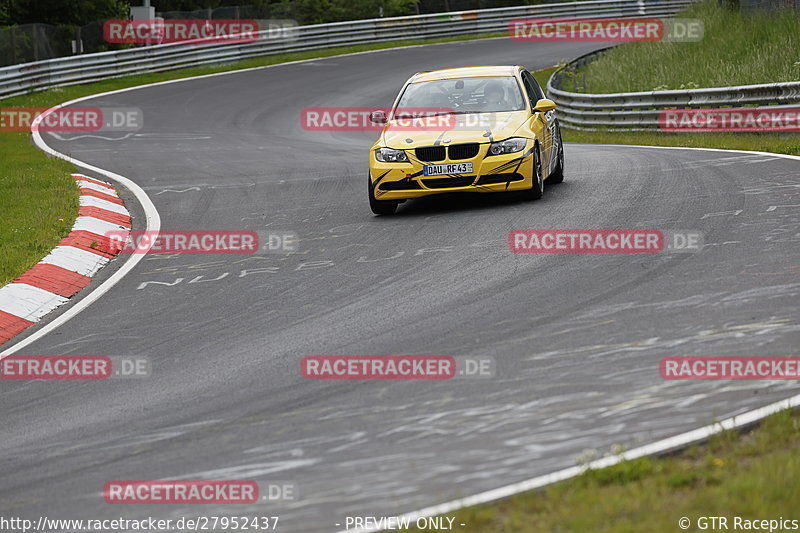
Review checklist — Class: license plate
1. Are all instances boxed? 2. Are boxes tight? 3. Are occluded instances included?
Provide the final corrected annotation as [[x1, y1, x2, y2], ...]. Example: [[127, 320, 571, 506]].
[[423, 163, 473, 176]]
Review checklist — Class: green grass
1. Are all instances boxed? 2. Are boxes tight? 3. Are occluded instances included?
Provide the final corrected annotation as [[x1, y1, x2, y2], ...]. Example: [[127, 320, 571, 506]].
[[435, 408, 800, 532], [533, 66, 800, 156], [2, 15, 798, 287], [572, 0, 800, 92], [2, 32, 514, 286], [0, 133, 77, 286], [0, 33, 505, 109]]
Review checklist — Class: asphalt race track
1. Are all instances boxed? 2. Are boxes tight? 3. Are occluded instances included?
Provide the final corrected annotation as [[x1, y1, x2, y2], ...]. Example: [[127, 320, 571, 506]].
[[2, 38, 799, 532]]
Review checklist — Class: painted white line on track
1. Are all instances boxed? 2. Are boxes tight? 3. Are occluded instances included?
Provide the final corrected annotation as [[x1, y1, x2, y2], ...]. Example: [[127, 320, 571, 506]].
[[0, 95, 162, 356], [338, 392, 800, 533], [1, 40, 513, 356], [594, 143, 800, 161], [0, 46, 797, 523]]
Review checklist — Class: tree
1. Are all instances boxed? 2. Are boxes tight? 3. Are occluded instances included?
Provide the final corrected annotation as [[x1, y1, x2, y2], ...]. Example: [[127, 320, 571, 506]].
[[146, 0, 276, 10], [8, 0, 129, 26], [290, 0, 418, 24], [0, 1, 11, 25]]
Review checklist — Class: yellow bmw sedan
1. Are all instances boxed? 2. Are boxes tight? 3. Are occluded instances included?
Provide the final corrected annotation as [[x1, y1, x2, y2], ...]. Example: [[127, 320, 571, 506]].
[[368, 65, 564, 215]]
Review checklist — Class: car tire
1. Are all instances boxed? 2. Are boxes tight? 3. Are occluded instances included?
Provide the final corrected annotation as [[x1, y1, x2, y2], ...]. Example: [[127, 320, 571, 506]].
[[549, 137, 565, 184], [368, 175, 399, 215], [522, 144, 544, 201]]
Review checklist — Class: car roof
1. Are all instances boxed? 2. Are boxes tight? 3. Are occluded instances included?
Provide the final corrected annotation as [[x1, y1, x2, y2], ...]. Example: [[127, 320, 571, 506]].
[[410, 65, 521, 83]]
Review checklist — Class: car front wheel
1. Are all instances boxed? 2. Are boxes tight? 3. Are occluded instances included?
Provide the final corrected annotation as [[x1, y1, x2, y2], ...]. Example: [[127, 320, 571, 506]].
[[522, 144, 544, 201], [368, 175, 398, 215], [549, 136, 565, 184]]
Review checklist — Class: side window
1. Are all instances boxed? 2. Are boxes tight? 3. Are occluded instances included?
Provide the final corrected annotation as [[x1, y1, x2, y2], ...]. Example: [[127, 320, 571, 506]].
[[520, 74, 536, 108], [522, 71, 545, 106]]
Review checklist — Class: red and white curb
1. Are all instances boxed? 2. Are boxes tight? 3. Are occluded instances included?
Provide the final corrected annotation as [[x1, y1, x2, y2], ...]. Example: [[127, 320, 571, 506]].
[[0, 173, 130, 345]]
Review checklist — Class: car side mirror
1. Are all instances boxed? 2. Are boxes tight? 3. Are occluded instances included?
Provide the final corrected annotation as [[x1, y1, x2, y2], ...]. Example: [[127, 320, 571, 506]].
[[370, 110, 387, 124], [533, 98, 556, 113]]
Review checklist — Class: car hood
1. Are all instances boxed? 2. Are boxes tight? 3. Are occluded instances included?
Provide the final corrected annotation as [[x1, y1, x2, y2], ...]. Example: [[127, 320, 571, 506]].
[[381, 111, 529, 149]]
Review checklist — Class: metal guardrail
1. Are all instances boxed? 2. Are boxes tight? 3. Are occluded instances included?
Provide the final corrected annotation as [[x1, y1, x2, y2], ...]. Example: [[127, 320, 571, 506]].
[[546, 47, 800, 130], [0, 0, 694, 100]]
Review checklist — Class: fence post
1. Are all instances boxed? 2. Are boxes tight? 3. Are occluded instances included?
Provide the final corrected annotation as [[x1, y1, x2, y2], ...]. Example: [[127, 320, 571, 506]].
[[75, 26, 83, 54], [32, 25, 39, 61], [10, 26, 17, 64]]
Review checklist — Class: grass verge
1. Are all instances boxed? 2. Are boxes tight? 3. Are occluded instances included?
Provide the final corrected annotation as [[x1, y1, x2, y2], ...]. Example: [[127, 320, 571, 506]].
[[1, 33, 513, 286], [436, 408, 800, 532], [572, 0, 800, 92], [2, 18, 798, 286], [532, 67, 800, 156], [0, 133, 77, 286]]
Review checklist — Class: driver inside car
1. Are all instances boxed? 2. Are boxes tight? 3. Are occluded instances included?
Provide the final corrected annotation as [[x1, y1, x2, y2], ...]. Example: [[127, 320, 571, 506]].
[[482, 81, 508, 111]]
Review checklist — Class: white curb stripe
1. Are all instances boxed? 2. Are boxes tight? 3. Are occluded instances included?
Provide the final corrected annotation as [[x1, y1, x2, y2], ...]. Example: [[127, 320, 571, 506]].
[[0, 174, 131, 344], [0, 284, 69, 322], [0, 50, 796, 528], [73, 173, 116, 189], [72, 216, 128, 236], [79, 195, 130, 215], [78, 181, 119, 195], [39, 246, 110, 277]]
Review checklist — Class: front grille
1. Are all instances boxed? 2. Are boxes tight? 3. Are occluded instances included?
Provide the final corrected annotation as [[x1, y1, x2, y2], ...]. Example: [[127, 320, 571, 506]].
[[477, 173, 525, 185], [422, 176, 476, 189], [379, 179, 422, 191], [447, 143, 480, 160], [415, 146, 446, 162]]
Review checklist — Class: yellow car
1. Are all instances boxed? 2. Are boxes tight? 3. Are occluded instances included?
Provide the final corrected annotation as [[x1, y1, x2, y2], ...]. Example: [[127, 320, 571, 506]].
[[368, 65, 564, 215]]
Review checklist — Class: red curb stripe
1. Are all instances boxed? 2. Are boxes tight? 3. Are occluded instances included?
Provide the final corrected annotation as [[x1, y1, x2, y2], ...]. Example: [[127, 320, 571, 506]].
[[15, 263, 92, 298], [0, 174, 129, 346], [59, 230, 123, 257], [0, 310, 34, 344], [73, 175, 115, 190], [78, 206, 131, 227], [79, 188, 123, 205]]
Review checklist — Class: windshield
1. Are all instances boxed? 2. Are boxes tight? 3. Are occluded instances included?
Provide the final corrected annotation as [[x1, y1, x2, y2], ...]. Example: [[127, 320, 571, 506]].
[[396, 76, 526, 114]]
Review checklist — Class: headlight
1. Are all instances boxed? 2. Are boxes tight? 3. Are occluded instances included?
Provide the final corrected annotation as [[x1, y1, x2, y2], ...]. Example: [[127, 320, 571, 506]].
[[375, 147, 409, 163], [488, 137, 526, 156]]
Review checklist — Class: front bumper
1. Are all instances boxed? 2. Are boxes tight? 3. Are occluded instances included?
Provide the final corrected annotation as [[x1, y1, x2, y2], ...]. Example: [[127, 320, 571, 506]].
[[369, 141, 534, 201]]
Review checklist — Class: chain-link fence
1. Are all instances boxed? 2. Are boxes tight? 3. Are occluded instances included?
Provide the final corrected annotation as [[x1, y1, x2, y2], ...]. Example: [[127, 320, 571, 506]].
[[0, 21, 133, 66]]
